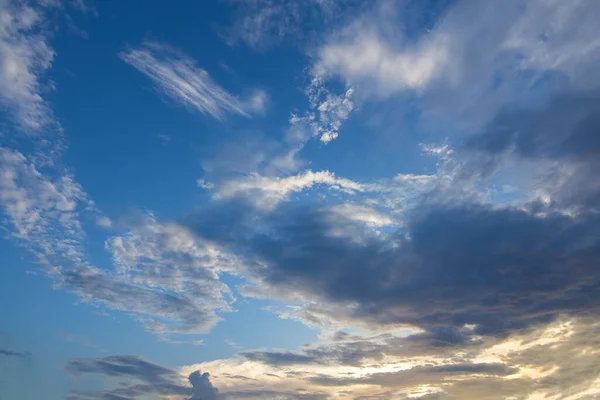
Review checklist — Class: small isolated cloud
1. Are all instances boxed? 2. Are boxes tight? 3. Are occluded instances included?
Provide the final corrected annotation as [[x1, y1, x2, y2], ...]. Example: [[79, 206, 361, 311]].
[[95, 216, 112, 229], [120, 42, 265, 121], [241, 88, 269, 115], [0, 348, 31, 359]]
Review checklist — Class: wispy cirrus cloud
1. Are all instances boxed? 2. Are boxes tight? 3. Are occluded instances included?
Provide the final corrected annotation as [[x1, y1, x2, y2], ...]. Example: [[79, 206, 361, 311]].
[[120, 42, 267, 120]]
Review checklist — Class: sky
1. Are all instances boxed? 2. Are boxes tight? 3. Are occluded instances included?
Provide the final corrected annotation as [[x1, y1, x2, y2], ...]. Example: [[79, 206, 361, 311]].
[[1, 0, 600, 399]]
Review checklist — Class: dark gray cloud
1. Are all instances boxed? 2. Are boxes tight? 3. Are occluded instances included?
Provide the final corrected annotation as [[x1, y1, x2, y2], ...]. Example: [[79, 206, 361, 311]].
[[185, 199, 600, 338], [466, 89, 600, 212], [189, 370, 218, 400], [66, 355, 218, 400], [178, 85, 600, 342], [467, 90, 600, 162], [0, 348, 30, 358]]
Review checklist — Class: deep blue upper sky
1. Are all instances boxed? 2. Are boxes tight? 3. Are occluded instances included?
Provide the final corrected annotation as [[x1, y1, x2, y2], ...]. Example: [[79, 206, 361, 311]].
[[1, 0, 600, 399]]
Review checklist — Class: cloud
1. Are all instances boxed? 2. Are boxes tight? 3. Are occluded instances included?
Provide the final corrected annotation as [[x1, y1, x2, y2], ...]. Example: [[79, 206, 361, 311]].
[[65, 355, 201, 399], [100, 213, 237, 334], [0, 0, 55, 130], [328, 204, 393, 228], [316, 27, 447, 94], [211, 170, 367, 210], [182, 181, 600, 338], [120, 42, 263, 120], [0, 148, 234, 337], [189, 370, 218, 400], [224, 0, 344, 50], [60, 265, 225, 335], [241, 88, 269, 115], [0, 147, 91, 271], [66, 355, 219, 400], [178, 316, 600, 399], [294, 83, 355, 143], [65, 318, 600, 399], [313, 0, 600, 133], [0, 348, 30, 358]]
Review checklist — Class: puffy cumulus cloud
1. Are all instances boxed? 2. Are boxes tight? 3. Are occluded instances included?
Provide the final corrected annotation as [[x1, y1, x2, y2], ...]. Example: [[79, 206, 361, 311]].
[[65, 355, 218, 400], [294, 83, 355, 144], [0, 0, 55, 130], [189, 370, 218, 400], [120, 42, 264, 120]]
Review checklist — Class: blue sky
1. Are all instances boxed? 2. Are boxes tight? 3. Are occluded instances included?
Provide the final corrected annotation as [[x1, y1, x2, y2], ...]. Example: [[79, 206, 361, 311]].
[[1, 0, 600, 399]]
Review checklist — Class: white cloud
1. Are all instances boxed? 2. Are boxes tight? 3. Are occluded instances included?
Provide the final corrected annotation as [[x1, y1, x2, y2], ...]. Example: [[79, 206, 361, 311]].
[[305, 83, 354, 143], [316, 31, 448, 95], [213, 170, 367, 210], [0, 0, 55, 130], [328, 204, 393, 228], [120, 42, 262, 120]]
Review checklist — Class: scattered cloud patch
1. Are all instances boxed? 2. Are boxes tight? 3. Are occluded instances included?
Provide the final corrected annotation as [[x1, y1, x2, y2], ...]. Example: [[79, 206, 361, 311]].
[[0, 0, 55, 130]]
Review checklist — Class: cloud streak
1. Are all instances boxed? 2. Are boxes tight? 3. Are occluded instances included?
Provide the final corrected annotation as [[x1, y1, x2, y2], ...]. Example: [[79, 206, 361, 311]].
[[120, 42, 264, 120]]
